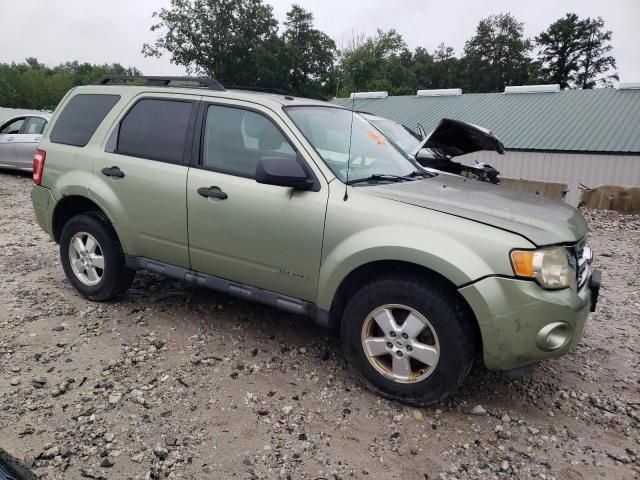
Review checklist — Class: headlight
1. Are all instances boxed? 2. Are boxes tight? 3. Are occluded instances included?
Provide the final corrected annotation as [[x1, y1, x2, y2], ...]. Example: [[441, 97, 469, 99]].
[[510, 246, 576, 290]]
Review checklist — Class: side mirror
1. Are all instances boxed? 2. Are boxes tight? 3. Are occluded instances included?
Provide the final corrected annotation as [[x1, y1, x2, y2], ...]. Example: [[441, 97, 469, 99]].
[[256, 154, 316, 191]]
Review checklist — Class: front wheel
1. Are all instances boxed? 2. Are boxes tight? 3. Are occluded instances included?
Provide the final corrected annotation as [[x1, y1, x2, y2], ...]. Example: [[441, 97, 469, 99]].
[[341, 275, 475, 406], [59, 213, 134, 301]]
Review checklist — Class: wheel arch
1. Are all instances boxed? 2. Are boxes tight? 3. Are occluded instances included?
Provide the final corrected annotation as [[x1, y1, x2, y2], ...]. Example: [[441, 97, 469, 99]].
[[326, 260, 483, 358], [52, 195, 117, 244]]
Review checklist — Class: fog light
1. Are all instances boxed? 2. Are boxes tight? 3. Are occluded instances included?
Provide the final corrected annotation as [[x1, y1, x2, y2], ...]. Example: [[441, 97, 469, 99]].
[[536, 322, 571, 351]]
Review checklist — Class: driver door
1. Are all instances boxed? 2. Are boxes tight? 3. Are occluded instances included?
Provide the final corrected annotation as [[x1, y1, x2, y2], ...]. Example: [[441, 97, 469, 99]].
[[187, 101, 328, 301]]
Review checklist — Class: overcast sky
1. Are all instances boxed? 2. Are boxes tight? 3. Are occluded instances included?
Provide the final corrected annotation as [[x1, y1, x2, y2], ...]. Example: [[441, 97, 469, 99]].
[[1, 0, 638, 84]]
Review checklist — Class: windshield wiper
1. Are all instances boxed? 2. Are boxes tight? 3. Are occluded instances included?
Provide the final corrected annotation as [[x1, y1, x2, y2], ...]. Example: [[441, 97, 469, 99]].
[[347, 173, 417, 185], [407, 170, 435, 178]]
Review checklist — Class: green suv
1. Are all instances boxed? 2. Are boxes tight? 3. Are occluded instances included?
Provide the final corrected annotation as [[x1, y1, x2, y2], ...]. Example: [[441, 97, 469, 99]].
[[30, 76, 600, 405]]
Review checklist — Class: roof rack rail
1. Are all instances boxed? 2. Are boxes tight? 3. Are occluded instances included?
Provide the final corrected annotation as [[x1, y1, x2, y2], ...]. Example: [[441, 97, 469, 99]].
[[92, 75, 225, 91], [228, 85, 292, 96]]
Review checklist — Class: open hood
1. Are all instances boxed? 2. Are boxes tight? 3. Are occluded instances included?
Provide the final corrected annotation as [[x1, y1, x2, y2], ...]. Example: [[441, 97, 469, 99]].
[[412, 118, 505, 158]]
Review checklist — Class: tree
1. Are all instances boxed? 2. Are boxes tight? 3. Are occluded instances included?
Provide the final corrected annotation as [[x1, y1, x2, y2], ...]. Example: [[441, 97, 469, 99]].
[[0, 59, 140, 110], [142, 0, 282, 87], [537, 14, 617, 88], [536, 13, 583, 88], [429, 43, 463, 89], [411, 47, 434, 88], [282, 5, 337, 98], [575, 17, 618, 88], [463, 13, 534, 92], [338, 29, 415, 96]]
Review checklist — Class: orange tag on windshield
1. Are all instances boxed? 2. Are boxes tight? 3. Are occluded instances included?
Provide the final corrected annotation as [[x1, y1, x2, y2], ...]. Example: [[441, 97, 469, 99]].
[[367, 130, 386, 146]]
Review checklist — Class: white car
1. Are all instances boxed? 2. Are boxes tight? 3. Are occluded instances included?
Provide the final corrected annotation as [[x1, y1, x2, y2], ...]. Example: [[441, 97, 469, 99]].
[[0, 113, 51, 171]]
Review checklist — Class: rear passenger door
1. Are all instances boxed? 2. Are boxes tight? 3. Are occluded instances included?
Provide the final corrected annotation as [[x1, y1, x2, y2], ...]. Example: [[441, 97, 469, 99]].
[[90, 94, 200, 269], [186, 101, 328, 302]]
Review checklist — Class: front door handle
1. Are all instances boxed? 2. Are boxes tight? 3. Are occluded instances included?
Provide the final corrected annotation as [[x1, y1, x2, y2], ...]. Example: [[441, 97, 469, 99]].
[[101, 166, 125, 178], [34, 137, 41, 142], [197, 186, 228, 200]]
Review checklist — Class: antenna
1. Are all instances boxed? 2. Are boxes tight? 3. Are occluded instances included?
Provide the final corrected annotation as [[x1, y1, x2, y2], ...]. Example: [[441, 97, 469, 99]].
[[344, 83, 357, 201]]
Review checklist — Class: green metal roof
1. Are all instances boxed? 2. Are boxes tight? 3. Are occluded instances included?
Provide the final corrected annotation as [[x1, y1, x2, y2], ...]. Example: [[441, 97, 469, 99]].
[[332, 89, 640, 154]]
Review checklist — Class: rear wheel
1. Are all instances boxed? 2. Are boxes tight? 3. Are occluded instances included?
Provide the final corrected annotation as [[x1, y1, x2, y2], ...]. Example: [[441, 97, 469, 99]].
[[59, 213, 134, 301], [341, 275, 475, 406]]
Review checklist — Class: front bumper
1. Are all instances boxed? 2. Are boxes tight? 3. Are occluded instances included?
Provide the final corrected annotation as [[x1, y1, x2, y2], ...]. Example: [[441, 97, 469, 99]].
[[460, 274, 598, 370], [31, 185, 55, 238]]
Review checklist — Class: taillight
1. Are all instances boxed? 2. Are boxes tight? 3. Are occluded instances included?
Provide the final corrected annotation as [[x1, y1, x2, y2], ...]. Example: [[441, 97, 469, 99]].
[[33, 149, 46, 185]]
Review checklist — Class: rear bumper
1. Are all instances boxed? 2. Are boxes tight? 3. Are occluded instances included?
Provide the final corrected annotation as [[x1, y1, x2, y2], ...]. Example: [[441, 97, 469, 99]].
[[459, 275, 594, 370], [31, 185, 55, 239]]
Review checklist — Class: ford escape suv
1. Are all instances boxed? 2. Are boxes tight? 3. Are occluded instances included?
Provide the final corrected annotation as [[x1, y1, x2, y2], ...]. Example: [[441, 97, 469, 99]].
[[31, 76, 601, 405]]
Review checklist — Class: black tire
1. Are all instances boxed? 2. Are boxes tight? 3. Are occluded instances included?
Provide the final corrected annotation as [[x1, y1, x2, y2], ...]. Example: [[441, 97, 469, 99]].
[[341, 274, 475, 406], [0, 447, 38, 480], [59, 212, 135, 301]]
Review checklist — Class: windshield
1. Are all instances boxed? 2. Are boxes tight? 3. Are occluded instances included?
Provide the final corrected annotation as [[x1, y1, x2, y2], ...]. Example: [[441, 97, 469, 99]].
[[286, 107, 419, 183], [368, 118, 421, 155]]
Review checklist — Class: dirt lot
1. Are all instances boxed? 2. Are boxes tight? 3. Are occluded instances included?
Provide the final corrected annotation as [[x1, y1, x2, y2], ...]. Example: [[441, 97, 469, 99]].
[[0, 171, 639, 480]]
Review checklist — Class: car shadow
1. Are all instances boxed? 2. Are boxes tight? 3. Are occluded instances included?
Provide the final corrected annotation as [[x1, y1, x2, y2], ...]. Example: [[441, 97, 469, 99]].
[[117, 270, 552, 411], [0, 169, 31, 179]]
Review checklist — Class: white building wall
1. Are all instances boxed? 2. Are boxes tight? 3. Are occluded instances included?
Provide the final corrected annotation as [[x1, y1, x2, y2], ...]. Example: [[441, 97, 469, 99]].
[[461, 151, 640, 206]]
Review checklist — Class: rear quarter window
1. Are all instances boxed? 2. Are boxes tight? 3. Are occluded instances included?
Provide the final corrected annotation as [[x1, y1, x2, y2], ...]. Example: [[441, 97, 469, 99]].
[[50, 94, 120, 147]]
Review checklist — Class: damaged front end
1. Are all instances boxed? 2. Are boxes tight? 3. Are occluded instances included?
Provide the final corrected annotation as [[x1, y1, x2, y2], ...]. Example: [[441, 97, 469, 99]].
[[413, 118, 505, 184], [360, 113, 505, 185]]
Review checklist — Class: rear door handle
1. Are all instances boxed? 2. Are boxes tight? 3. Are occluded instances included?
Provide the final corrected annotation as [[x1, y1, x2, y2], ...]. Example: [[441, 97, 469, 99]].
[[34, 137, 41, 142], [197, 186, 228, 200], [101, 166, 125, 178]]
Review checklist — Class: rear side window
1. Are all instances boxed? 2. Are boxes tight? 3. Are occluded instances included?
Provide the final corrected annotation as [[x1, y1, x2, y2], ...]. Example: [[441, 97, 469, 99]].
[[24, 117, 47, 135], [50, 94, 120, 147], [116, 99, 193, 163]]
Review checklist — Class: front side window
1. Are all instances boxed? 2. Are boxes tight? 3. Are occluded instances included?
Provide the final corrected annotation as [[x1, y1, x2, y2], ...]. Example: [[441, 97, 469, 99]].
[[202, 105, 296, 178], [117, 99, 193, 163], [0, 117, 25, 135], [24, 117, 47, 135], [286, 107, 418, 183], [50, 94, 120, 147]]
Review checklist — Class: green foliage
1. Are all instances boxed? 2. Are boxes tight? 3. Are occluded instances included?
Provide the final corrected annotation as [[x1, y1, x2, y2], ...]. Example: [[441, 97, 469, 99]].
[[463, 13, 535, 92], [142, 0, 283, 87], [537, 14, 617, 89], [536, 13, 584, 89], [421, 44, 464, 90], [338, 30, 413, 95], [0, 59, 141, 110], [1, 7, 621, 109], [282, 4, 337, 98], [142, 0, 337, 95], [576, 17, 618, 89]]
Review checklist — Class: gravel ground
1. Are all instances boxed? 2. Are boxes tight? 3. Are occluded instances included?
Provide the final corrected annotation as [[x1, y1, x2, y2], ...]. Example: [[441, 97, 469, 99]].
[[0, 171, 639, 480]]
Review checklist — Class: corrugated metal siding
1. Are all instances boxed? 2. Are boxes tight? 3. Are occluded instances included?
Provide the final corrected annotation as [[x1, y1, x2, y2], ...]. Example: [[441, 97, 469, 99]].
[[332, 89, 640, 153], [461, 151, 640, 205]]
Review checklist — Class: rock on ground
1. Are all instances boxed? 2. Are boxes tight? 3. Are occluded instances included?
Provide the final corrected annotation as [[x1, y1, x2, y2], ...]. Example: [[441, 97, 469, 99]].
[[0, 172, 638, 479]]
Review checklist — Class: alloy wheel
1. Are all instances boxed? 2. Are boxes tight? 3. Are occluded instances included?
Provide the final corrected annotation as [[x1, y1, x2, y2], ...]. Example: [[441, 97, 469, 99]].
[[68, 232, 105, 286], [361, 304, 440, 383]]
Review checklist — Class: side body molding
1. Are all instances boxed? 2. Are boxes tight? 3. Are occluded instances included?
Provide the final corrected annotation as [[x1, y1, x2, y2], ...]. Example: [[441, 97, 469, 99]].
[[126, 257, 331, 327]]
